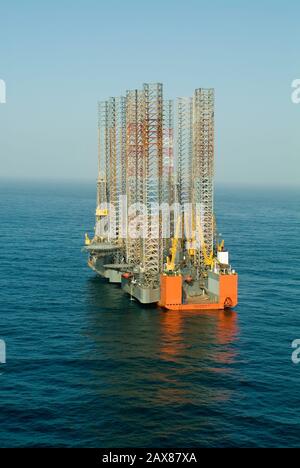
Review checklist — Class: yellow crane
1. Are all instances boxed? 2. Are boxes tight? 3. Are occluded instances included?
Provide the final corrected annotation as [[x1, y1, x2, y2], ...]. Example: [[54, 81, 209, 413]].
[[214, 215, 225, 252], [166, 216, 182, 272], [166, 214, 224, 271], [218, 239, 225, 252], [85, 233, 92, 246]]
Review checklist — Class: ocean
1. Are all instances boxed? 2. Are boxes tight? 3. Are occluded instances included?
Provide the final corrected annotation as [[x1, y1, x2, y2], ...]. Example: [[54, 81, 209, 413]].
[[0, 180, 299, 447]]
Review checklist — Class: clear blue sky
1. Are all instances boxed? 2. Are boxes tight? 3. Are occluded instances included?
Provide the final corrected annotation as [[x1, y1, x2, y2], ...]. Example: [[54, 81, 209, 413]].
[[0, 0, 299, 186]]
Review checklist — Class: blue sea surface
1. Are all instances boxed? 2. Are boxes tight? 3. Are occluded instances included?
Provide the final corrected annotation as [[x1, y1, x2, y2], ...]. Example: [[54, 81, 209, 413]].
[[0, 180, 299, 447]]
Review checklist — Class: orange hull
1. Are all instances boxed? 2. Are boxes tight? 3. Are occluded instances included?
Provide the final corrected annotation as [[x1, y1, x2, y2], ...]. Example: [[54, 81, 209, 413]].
[[162, 303, 230, 311], [159, 273, 238, 311]]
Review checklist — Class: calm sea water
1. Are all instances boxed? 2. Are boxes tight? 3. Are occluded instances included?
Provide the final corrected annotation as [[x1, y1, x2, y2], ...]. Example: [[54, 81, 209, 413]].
[[0, 180, 299, 448]]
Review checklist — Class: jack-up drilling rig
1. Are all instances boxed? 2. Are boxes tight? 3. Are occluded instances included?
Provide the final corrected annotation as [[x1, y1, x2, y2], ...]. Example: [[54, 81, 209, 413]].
[[84, 83, 238, 310]]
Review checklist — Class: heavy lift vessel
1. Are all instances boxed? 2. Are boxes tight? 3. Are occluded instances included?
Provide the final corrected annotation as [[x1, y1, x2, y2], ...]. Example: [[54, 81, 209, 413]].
[[84, 83, 238, 311]]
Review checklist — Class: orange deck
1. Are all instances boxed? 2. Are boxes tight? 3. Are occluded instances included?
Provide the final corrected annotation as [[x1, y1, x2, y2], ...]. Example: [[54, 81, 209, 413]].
[[159, 274, 238, 311]]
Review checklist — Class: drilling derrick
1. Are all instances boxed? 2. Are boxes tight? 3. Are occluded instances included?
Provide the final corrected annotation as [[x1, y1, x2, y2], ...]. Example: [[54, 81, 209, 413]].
[[108, 98, 117, 242], [141, 83, 164, 289], [163, 99, 175, 259], [108, 97, 126, 246], [192, 88, 215, 273], [126, 89, 142, 266], [177, 97, 193, 257], [95, 101, 109, 242], [177, 97, 193, 208], [163, 99, 174, 204]]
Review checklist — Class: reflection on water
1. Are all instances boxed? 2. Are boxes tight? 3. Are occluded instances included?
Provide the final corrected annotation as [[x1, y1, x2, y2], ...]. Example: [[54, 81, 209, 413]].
[[83, 276, 240, 414], [159, 309, 238, 363], [217, 310, 238, 345], [159, 309, 185, 360]]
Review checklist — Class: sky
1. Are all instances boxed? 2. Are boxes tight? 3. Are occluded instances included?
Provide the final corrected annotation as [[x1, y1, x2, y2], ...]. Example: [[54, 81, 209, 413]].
[[0, 0, 299, 187]]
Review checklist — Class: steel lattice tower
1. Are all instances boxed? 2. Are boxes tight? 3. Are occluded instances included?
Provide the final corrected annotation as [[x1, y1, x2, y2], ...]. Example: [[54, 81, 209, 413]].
[[125, 89, 143, 265], [95, 101, 109, 240], [192, 88, 214, 272], [177, 97, 193, 208], [96, 98, 126, 243], [161, 99, 174, 260], [140, 83, 164, 287], [108, 97, 126, 243]]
